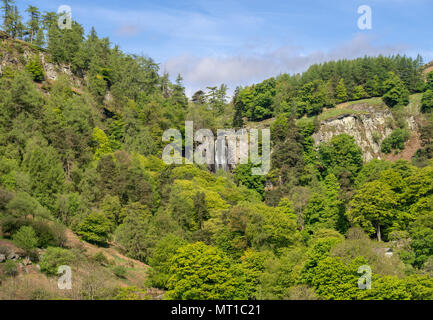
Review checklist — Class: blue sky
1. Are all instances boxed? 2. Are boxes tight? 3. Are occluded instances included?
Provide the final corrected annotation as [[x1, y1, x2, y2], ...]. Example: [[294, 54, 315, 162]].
[[18, 0, 433, 95]]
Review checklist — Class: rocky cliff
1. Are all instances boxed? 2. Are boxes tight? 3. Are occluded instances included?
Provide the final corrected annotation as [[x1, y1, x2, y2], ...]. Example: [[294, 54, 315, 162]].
[[0, 30, 82, 87], [312, 102, 419, 162]]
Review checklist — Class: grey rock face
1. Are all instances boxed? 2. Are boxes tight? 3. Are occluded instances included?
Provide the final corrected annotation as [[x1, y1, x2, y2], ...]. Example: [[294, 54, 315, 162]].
[[312, 104, 409, 162]]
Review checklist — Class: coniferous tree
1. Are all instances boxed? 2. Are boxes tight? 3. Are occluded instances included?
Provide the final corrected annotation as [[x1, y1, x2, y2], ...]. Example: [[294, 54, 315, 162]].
[[336, 79, 348, 103], [10, 5, 23, 39], [42, 11, 57, 32], [365, 75, 382, 97], [352, 85, 368, 100], [232, 86, 244, 128], [193, 192, 209, 230], [1, 0, 14, 34], [192, 90, 206, 105], [170, 74, 188, 109], [25, 5, 40, 43], [382, 72, 410, 108]]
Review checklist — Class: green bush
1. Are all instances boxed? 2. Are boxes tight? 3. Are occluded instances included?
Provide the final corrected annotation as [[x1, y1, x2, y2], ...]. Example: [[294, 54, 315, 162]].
[[39, 247, 75, 276], [13, 226, 38, 254], [31, 221, 64, 248], [25, 55, 45, 82], [421, 90, 433, 113], [382, 72, 410, 108], [112, 266, 127, 278], [381, 129, 410, 154], [3, 260, 18, 277], [1, 217, 29, 235], [0, 218, 65, 248], [76, 212, 111, 246], [93, 252, 109, 266], [28, 249, 40, 263]]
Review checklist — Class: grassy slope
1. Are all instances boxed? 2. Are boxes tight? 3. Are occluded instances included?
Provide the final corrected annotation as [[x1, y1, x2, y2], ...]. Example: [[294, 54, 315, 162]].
[[244, 94, 424, 163], [0, 228, 157, 300]]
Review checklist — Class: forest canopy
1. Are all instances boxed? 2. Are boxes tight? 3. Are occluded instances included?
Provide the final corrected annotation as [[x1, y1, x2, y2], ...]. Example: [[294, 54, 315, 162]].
[[0, 1, 433, 301]]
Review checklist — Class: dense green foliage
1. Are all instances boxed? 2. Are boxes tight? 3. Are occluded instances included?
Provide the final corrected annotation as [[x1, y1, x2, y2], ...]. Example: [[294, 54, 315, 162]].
[[12, 225, 37, 254], [39, 247, 76, 275], [234, 56, 424, 121], [381, 129, 410, 154], [0, 3, 432, 301]]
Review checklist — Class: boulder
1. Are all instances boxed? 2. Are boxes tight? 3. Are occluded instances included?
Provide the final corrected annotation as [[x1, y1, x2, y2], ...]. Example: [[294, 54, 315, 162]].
[[7, 252, 19, 260], [0, 254, 5, 263]]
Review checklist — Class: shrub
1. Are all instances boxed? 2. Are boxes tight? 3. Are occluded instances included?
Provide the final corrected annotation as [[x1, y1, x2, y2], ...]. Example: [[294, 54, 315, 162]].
[[28, 249, 40, 263], [76, 211, 111, 246], [112, 266, 127, 279], [40, 247, 75, 276], [50, 223, 67, 248], [13, 226, 38, 254], [6, 192, 50, 219], [31, 222, 56, 248], [1, 217, 29, 236], [25, 55, 45, 82], [93, 252, 109, 266], [3, 260, 18, 277], [0, 217, 65, 248], [381, 129, 410, 154], [421, 90, 433, 113]]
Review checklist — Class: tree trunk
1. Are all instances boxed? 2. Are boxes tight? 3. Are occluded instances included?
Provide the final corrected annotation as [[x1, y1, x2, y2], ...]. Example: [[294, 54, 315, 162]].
[[377, 224, 382, 242]]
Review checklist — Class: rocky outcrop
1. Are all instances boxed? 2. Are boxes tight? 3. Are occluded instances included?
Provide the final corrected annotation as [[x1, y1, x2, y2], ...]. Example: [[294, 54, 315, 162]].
[[312, 103, 417, 162], [0, 35, 82, 87], [7, 252, 20, 260]]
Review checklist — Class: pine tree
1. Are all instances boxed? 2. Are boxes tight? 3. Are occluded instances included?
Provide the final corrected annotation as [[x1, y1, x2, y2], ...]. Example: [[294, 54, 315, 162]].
[[352, 85, 367, 100], [382, 72, 410, 108], [170, 74, 188, 109], [232, 86, 244, 128], [336, 78, 348, 103], [34, 27, 44, 47], [1, 0, 14, 34], [42, 11, 57, 31], [192, 90, 206, 105], [365, 75, 382, 97], [25, 5, 40, 43], [12, 5, 24, 39]]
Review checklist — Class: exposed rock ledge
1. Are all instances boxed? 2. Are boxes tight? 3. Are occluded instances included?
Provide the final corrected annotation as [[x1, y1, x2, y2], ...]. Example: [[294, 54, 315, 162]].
[[312, 104, 417, 162]]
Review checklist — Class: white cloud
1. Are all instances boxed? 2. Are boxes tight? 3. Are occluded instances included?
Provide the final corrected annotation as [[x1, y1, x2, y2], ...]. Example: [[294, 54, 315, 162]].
[[163, 34, 408, 96]]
